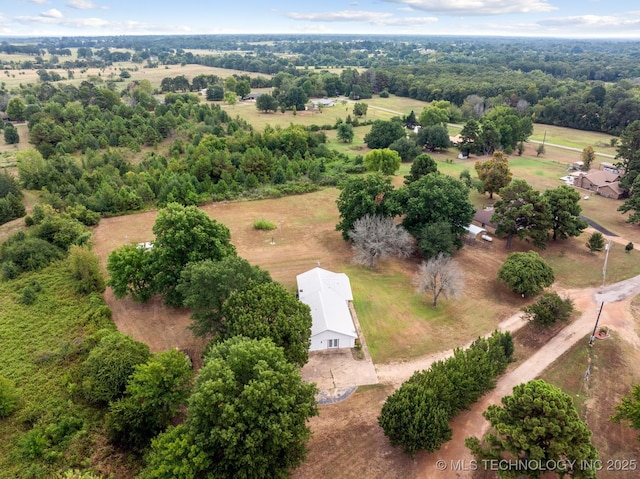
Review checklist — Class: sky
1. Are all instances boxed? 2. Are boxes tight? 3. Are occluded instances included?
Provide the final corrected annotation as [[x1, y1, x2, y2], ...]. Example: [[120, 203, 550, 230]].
[[2, 0, 640, 39]]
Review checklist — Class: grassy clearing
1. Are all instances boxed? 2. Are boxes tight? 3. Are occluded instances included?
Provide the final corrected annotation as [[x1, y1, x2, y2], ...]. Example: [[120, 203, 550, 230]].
[[531, 124, 618, 151], [541, 237, 640, 288], [223, 99, 395, 132], [0, 262, 115, 477]]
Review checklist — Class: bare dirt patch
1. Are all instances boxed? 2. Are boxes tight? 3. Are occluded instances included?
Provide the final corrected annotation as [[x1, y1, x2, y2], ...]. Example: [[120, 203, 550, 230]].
[[292, 385, 416, 479]]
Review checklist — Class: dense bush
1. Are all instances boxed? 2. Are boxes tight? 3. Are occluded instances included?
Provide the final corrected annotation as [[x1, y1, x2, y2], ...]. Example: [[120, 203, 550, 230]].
[[67, 246, 106, 295], [522, 292, 574, 327], [379, 331, 513, 456], [80, 330, 150, 405]]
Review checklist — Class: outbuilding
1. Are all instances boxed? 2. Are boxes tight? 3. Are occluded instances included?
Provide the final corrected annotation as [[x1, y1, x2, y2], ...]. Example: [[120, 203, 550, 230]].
[[296, 267, 358, 351]]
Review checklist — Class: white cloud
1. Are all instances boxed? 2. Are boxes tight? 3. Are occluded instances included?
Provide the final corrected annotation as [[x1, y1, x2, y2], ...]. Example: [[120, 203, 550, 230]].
[[67, 0, 100, 10], [14, 13, 190, 34], [540, 15, 640, 28], [29, 0, 49, 4], [41, 9, 63, 18], [382, 0, 557, 15], [286, 10, 437, 26]]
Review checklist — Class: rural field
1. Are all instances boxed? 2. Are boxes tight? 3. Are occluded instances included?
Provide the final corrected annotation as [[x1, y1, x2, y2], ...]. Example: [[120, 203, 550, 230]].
[[3, 48, 640, 477], [89, 139, 640, 478]]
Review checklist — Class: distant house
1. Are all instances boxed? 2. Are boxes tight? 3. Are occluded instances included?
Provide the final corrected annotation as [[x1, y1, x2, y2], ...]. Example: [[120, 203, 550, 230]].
[[243, 93, 262, 101], [574, 169, 624, 199], [296, 267, 358, 352], [473, 208, 498, 232], [310, 98, 336, 108]]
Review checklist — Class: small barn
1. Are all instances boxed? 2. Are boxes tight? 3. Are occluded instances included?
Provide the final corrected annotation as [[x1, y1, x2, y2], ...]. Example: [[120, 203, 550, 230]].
[[473, 208, 498, 232], [296, 267, 358, 352]]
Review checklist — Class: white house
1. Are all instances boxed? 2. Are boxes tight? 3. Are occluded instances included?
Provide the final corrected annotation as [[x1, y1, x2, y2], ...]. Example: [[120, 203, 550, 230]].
[[296, 267, 358, 351]]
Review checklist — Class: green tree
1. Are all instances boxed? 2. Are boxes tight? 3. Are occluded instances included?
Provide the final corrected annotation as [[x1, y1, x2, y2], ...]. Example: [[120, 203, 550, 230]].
[[235, 80, 250, 98], [16, 148, 48, 190], [491, 179, 552, 249], [618, 174, 640, 224], [364, 119, 405, 149], [474, 151, 513, 199], [497, 251, 554, 297], [458, 119, 480, 156], [220, 282, 312, 367], [586, 231, 606, 252], [3, 123, 19, 144], [616, 120, 640, 191], [335, 174, 402, 241], [466, 379, 598, 479], [418, 105, 449, 127], [522, 292, 574, 327], [151, 203, 236, 306], [404, 153, 437, 185], [402, 174, 475, 246], [612, 384, 640, 441], [206, 85, 224, 101], [105, 349, 193, 451], [363, 148, 401, 176], [542, 185, 588, 240], [80, 330, 150, 405], [223, 91, 237, 106], [177, 256, 272, 338], [417, 221, 456, 260], [336, 122, 354, 143], [581, 146, 595, 171], [6, 97, 25, 121], [107, 244, 155, 302], [256, 93, 279, 113], [389, 137, 421, 162], [416, 124, 450, 151], [143, 337, 318, 479], [352, 102, 368, 117]]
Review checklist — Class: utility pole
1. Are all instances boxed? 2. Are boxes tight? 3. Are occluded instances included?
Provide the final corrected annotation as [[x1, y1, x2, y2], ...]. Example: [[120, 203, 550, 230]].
[[589, 301, 605, 346], [602, 240, 612, 287]]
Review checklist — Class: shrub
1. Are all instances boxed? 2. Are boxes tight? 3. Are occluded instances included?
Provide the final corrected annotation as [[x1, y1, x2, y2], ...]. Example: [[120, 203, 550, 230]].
[[253, 218, 277, 230], [68, 246, 106, 295], [522, 292, 574, 327], [626, 242, 634, 253], [80, 331, 150, 405], [0, 376, 19, 417]]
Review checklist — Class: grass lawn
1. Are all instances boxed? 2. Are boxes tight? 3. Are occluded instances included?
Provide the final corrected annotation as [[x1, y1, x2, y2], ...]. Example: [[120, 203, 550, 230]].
[[531, 123, 618, 152]]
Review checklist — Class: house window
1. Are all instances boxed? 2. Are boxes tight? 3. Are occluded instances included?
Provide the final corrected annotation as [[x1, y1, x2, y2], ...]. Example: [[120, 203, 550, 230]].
[[327, 339, 339, 349]]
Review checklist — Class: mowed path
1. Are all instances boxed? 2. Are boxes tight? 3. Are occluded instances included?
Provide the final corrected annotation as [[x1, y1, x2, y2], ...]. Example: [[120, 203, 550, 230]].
[[372, 275, 640, 478]]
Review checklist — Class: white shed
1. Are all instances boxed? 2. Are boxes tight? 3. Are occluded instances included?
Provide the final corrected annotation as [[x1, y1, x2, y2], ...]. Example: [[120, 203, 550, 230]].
[[296, 267, 358, 351]]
